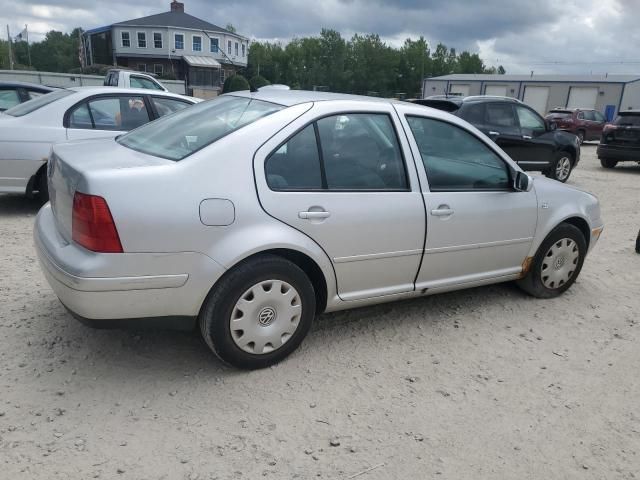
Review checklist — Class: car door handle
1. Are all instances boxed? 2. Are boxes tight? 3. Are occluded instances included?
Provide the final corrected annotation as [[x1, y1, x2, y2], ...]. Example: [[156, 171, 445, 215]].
[[489, 131, 500, 136], [522, 135, 532, 140], [431, 206, 454, 217], [299, 211, 331, 220]]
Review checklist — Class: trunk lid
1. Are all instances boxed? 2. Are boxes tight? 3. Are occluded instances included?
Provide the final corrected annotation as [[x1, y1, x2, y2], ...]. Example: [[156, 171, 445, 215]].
[[48, 137, 169, 243], [603, 113, 640, 145]]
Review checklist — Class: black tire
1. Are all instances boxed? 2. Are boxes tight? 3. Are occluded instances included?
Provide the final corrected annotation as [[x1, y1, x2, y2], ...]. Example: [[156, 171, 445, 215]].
[[199, 254, 316, 369], [36, 169, 49, 202], [516, 223, 587, 299], [600, 158, 618, 169], [636, 229, 640, 254], [577, 130, 585, 144], [544, 151, 574, 183]]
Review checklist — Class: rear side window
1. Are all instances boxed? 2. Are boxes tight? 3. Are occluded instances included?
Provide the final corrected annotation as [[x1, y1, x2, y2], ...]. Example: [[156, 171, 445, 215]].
[[406, 116, 510, 192], [265, 113, 408, 191], [0, 89, 21, 110], [118, 96, 283, 161], [68, 96, 150, 131], [151, 97, 191, 117], [4, 89, 72, 117], [462, 103, 486, 124]]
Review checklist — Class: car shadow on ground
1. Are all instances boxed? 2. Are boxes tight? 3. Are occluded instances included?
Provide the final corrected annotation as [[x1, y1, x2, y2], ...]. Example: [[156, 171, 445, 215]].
[[0, 194, 44, 216], [30, 282, 527, 379]]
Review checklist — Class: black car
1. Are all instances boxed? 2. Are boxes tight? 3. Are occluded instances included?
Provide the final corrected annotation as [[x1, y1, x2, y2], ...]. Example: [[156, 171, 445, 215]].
[[597, 110, 640, 169], [412, 96, 581, 182], [0, 81, 58, 112]]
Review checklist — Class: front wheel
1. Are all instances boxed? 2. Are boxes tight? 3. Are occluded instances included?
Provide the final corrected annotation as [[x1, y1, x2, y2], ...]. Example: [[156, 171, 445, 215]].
[[545, 153, 573, 182], [600, 158, 618, 169], [577, 130, 585, 144], [199, 255, 316, 369], [516, 223, 587, 298]]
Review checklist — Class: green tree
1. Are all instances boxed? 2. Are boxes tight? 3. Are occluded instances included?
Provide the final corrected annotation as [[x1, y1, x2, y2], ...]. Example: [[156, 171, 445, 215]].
[[222, 73, 250, 93], [249, 74, 270, 90]]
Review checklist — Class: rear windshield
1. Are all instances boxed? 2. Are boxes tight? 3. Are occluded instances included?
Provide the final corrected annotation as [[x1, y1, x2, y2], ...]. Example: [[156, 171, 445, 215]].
[[118, 96, 284, 161], [415, 100, 460, 112], [614, 114, 640, 126], [548, 111, 572, 118], [4, 89, 72, 117]]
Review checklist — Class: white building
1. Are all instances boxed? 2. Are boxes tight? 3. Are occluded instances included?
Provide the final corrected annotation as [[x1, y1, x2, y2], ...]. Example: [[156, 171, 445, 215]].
[[84, 1, 249, 96]]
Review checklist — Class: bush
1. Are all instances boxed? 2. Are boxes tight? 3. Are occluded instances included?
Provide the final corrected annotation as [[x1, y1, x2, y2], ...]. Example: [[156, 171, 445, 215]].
[[249, 74, 270, 90], [222, 73, 250, 93]]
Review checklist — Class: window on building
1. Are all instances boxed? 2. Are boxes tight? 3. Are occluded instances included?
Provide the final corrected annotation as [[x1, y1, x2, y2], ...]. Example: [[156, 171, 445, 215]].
[[242, 43, 246, 57], [121, 31, 130, 48], [137, 32, 146, 48], [153, 32, 162, 49], [137, 64, 147, 72], [228, 40, 232, 54], [193, 35, 202, 52], [220, 69, 225, 84], [154, 64, 164, 76], [235, 42, 239, 56], [175, 33, 184, 50], [210, 38, 219, 53]]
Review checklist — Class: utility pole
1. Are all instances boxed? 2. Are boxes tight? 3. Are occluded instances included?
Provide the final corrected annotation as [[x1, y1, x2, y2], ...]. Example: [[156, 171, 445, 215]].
[[7, 25, 14, 70]]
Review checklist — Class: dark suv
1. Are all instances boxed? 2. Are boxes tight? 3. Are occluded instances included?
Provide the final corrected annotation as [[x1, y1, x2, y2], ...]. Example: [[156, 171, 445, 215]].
[[597, 110, 640, 168], [545, 108, 606, 143], [413, 96, 581, 182]]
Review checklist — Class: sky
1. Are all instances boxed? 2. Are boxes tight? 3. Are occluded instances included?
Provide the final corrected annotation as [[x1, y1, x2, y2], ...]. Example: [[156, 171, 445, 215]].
[[1, 0, 639, 74]]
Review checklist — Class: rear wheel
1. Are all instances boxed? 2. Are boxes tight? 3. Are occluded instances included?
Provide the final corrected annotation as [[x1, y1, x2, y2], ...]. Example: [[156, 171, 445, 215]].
[[517, 223, 587, 298], [199, 255, 315, 369], [600, 158, 618, 169], [545, 152, 573, 182]]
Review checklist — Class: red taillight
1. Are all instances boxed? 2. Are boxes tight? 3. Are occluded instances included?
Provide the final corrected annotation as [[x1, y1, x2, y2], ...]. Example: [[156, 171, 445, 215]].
[[72, 192, 123, 253], [603, 123, 617, 133]]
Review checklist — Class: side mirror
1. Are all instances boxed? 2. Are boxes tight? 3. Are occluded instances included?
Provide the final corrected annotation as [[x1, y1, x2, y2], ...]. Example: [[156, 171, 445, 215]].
[[547, 120, 557, 131], [514, 171, 534, 192]]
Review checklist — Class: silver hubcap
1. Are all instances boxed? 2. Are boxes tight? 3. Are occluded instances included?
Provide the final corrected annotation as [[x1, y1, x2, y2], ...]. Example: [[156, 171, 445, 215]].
[[555, 157, 571, 181], [541, 238, 580, 289], [230, 280, 302, 355]]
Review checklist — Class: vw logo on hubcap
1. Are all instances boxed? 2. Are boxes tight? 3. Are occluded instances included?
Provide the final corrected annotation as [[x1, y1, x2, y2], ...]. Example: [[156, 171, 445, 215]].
[[554, 256, 566, 269], [258, 306, 276, 326]]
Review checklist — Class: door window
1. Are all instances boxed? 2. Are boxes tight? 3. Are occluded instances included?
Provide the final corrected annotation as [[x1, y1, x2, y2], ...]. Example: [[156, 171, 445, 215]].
[[516, 106, 545, 131], [485, 103, 517, 127], [316, 113, 407, 190], [27, 90, 46, 100], [0, 89, 21, 110], [594, 111, 605, 123], [151, 97, 191, 117], [265, 125, 323, 190], [583, 111, 596, 121], [68, 96, 150, 131], [406, 116, 510, 191]]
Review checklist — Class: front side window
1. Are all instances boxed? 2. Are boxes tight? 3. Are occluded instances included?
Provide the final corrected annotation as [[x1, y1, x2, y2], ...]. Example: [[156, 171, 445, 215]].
[[210, 38, 219, 53], [0, 89, 21, 110], [151, 97, 191, 117], [121, 31, 130, 48], [175, 34, 184, 50], [68, 96, 150, 131], [118, 96, 283, 161], [130, 76, 163, 90], [485, 103, 517, 128], [154, 32, 162, 49], [516, 106, 545, 131], [265, 125, 323, 190], [406, 116, 510, 192], [193, 35, 202, 52], [137, 32, 146, 48]]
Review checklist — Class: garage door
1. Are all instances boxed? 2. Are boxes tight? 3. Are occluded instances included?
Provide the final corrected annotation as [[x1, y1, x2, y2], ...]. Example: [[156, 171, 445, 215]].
[[449, 84, 470, 96], [523, 86, 550, 115], [485, 85, 508, 96], [567, 87, 598, 109]]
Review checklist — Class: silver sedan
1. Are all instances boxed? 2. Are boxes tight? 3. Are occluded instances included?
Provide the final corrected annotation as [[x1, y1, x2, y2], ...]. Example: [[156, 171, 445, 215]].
[[34, 90, 604, 369]]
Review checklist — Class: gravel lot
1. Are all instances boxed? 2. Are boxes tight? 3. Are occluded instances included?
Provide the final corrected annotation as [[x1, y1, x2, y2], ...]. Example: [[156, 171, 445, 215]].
[[1, 145, 639, 479]]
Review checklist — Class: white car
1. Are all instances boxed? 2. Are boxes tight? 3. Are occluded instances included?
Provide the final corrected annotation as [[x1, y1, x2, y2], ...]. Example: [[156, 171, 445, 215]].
[[0, 86, 200, 200]]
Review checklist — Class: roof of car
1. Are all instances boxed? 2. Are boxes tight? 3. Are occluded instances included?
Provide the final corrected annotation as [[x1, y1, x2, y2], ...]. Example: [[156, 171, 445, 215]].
[[0, 81, 57, 91], [549, 107, 595, 112], [67, 86, 196, 101], [225, 89, 396, 107]]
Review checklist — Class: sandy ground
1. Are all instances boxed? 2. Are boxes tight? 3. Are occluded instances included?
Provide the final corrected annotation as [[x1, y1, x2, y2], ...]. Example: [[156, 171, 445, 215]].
[[1, 145, 639, 480]]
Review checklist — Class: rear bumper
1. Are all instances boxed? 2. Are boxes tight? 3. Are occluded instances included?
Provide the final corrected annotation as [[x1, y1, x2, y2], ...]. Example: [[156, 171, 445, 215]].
[[597, 144, 640, 162], [34, 203, 225, 325]]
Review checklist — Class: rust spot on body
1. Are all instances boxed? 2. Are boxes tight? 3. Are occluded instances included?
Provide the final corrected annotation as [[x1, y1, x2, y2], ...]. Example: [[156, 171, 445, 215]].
[[520, 256, 534, 278]]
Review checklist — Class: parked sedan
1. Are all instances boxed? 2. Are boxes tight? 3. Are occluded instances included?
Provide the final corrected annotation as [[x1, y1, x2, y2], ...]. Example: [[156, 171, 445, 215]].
[[414, 96, 581, 182], [545, 108, 607, 144], [0, 87, 199, 200], [0, 81, 57, 111], [597, 110, 640, 168], [35, 91, 603, 369]]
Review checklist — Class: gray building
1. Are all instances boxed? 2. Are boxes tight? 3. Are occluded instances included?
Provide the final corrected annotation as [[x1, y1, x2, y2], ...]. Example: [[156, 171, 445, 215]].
[[84, 1, 249, 96], [422, 74, 640, 120]]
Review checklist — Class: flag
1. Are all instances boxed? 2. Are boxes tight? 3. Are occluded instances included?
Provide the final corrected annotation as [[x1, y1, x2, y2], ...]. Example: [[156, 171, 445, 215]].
[[14, 27, 27, 42]]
